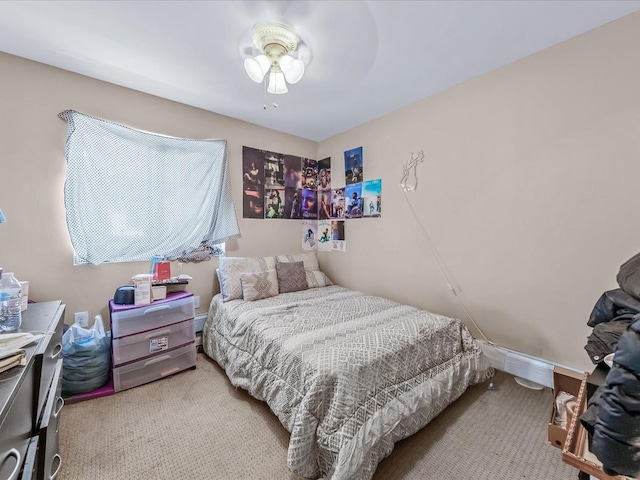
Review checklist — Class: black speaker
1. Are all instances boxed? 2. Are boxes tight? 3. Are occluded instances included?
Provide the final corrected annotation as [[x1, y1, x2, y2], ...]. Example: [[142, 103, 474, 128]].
[[113, 286, 135, 305]]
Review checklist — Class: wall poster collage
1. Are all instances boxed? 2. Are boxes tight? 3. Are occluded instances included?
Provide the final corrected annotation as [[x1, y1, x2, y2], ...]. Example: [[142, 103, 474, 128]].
[[242, 145, 382, 253]]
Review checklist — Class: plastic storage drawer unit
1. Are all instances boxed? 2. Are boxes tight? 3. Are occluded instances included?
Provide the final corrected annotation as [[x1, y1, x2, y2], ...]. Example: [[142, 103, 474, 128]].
[[109, 292, 197, 393], [113, 344, 196, 392], [112, 318, 195, 366]]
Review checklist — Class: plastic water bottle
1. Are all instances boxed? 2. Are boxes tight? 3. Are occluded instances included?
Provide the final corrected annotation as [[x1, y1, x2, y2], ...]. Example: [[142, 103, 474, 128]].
[[0, 272, 22, 332]]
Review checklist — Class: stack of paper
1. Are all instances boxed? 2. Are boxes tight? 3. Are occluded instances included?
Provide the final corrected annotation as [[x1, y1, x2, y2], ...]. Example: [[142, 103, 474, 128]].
[[0, 332, 45, 374]]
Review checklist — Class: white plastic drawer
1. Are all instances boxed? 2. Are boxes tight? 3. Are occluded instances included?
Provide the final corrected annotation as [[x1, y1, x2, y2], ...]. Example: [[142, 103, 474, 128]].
[[111, 296, 194, 339], [113, 344, 196, 392], [112, 318, 195, 367]]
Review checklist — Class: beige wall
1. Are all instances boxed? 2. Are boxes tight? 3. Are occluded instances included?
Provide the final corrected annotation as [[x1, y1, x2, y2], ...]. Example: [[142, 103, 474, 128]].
[[0, 51, 316, 327], [318, 13, 640, 371], [2, 12, 638, 371]]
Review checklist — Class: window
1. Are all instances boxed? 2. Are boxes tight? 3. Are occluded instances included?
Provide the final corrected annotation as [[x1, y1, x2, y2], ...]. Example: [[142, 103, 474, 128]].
[[59, 110, 240, 265]]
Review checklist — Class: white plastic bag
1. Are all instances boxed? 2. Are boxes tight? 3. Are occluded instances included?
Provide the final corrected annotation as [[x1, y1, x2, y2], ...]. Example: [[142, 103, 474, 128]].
[[62, 315, 111, 395]]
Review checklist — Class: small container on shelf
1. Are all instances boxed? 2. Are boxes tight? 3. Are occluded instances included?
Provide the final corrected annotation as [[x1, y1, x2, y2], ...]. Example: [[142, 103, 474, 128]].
[[548, 366, 587, 450], [562, 372, 633, 480]]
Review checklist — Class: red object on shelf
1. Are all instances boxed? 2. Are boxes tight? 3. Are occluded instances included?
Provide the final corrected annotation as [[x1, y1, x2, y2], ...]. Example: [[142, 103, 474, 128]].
[[153, 261, 171, 281]]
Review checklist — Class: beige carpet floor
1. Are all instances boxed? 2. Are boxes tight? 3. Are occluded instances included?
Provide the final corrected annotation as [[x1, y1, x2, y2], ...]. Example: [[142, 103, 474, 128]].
[[59, 353, 577, 479]]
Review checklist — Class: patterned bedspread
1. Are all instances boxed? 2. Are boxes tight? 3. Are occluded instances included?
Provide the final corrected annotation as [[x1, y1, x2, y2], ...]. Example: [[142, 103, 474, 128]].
[[202, 285, 491, 480]]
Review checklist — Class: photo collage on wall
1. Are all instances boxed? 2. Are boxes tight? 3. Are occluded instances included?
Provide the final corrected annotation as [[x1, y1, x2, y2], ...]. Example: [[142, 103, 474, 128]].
[[343, 146, 382, 219], [243, 145, 380, 252], [242, 146, 267, 219], [243, 146, 325, 221], [302, 217, 345, 252]]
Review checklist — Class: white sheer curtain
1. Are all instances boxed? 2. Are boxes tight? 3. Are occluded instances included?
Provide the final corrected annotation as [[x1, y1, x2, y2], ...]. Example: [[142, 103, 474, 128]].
[[59, 110, 240, 265]]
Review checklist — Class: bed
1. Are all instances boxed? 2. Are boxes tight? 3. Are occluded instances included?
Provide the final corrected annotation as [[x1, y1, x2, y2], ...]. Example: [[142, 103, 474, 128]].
[[202, 254, 491, 480]]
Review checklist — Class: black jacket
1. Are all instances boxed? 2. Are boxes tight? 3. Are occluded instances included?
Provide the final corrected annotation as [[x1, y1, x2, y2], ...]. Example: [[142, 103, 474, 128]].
[[584, 289, 640, 364], [589, 318, 640, 478]]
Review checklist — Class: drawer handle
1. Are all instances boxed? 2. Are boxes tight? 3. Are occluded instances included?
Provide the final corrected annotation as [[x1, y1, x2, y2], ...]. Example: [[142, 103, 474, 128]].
[[54, 396, 65, 417], [49, 453, 62, 480], [50, 343, 62, 359], [2, 448, 21, 480], [145, 329, 171, 340], [143, 305, 171, 315], [145, 355, 170, 366]]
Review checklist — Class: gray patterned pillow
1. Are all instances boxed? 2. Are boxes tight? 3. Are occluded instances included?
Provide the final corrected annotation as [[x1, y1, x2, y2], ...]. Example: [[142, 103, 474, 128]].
[[240, 270, 279, 301], [276, 261, 308, 293], [276, 252, 331, 289]]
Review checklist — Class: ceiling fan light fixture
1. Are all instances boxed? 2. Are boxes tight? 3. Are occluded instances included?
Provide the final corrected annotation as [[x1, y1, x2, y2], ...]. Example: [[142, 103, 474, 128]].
[[244, 23, 306, 95], [279, 55, 305, 84], [244, 54, 270, 83], [266, 71, 288, 94]]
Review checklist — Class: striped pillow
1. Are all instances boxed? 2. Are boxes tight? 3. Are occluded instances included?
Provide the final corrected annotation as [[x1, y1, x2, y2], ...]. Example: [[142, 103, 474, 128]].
[[276, 252, 319, 271], [305, 270, 333, 288]]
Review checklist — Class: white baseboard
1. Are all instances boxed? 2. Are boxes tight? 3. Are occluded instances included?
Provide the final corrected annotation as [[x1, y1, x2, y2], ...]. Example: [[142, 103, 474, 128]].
[[195, 312, 207, 333], [477, 340, 581, 389]]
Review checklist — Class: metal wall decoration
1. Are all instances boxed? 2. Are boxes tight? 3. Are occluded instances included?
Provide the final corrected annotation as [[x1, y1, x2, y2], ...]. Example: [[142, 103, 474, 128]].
[[400, 150, 425, 192]]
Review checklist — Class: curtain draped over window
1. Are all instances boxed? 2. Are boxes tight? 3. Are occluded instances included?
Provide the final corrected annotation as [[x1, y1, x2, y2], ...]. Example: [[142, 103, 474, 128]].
[[59, 110, 240, 265]]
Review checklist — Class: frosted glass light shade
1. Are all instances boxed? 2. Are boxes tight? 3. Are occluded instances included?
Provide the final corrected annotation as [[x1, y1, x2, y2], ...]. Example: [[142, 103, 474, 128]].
[[267, 71, 288, 94], [244, 55, 270, 83], [279, 55, 305, 84]]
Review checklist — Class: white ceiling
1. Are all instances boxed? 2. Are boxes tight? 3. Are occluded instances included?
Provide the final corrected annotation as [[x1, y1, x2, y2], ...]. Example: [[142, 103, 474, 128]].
[[1, 1, 639, 141]]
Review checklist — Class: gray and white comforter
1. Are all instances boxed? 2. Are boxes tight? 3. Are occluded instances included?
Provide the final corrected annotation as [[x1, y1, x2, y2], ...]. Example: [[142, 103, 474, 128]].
[[202, 285, 491, 480]]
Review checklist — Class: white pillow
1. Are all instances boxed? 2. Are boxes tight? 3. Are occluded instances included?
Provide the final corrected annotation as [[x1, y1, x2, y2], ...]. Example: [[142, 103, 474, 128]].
[[240, 270, 279, 301], [218, 256, 276, 301]]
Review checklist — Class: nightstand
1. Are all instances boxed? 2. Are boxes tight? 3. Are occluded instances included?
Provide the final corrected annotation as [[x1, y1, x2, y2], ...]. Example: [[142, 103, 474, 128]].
[[109, 291, 196, 392]]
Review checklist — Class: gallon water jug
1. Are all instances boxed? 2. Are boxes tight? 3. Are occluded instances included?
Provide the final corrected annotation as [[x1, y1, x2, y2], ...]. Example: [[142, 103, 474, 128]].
[[0, 272, 22, 332]]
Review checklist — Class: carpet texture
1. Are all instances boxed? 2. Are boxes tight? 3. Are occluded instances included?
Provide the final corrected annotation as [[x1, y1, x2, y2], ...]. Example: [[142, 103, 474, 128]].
[[59, 354, 576, 479]]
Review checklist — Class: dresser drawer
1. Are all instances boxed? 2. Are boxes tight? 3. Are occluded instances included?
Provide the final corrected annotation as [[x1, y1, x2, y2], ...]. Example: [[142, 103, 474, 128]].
[[19, 436, 38, 480], [112, 318, 195, 367], [36, 307, 64, 424], [0, 362, 35, 480], [113, 344, 196, 392], [111, 296, 194, 339], [36, 361, 63, 480]]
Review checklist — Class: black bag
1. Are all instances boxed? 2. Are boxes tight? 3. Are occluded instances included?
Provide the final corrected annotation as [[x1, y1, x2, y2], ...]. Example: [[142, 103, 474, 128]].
[[617, 252, 640, 300]]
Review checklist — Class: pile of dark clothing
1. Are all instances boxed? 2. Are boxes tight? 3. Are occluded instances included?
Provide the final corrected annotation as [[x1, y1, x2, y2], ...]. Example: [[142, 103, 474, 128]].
[[580, 253, 640, 479], [584, 288, 640, 364]]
